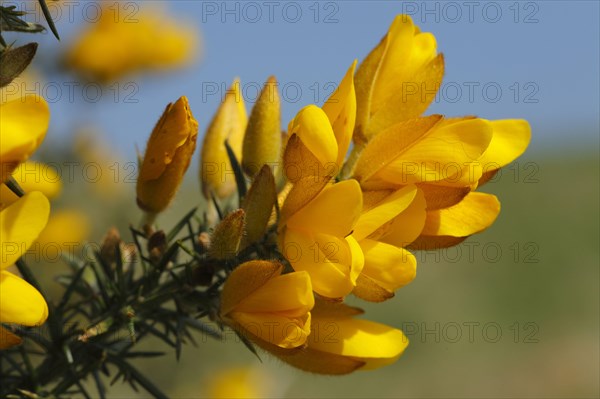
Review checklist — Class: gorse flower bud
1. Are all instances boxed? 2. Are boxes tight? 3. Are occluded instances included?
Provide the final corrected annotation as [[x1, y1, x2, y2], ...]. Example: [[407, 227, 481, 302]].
[[136, 96, 198, 215], [220, 260, 314, 349], [200, 79, 247, 199], [242, 76, 282, 177], [208, 209, 246, 260]]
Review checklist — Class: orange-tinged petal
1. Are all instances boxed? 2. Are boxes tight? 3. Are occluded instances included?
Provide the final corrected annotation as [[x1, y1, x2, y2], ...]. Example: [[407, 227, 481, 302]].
[[353, 185, 418, 241], [137, 97, 197, 180], [0, 95, 50, 181], [0, 325, 22, 349], [287, 105, 338, 168], [421, 192, 500, 237], [0, 191, 50, 269], [322, 60, 357, 166], [286, 180, 362, 237], [0, 271, 48, 325]]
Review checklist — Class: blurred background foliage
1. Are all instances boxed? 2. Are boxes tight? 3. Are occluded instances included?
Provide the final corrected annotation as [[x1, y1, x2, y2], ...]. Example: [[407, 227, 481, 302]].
[[1, 0, 597, 397]]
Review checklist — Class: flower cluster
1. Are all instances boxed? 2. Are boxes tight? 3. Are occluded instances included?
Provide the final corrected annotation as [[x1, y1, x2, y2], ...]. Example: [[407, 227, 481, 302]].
[[133, 14, 530, 375], [0, 90, 51, 348]]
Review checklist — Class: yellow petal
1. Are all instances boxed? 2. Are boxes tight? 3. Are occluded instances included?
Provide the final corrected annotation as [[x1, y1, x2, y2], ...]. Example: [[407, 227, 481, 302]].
[[372, 16, 437, 112], [0, 271, 48, 325], [354, 115, 442, 185], [322, 60, 357, 167], [287, 105, 338, 168], [283, 230, 362, 299], [235, 271, 314, 316], [220, 261, 282, 316], [309, 316, 408, 370], [0, 95, 50, 181], [365, 117, 493, 188], [287, 180, 362, 237], [354, 30, 388, 144], [353, 185, 419, 241], [0, 191, 50, 269], [0, 325, 22, 349], [421, 192, 500, 237], [478, 119, 531, 178], [366, 54, 444, 137], [242, 76, 282, 177], [200, 79, 247, 199], [375, 187, 426, 247], [231, 312, 311, 349], [359, 239, 416, 292]]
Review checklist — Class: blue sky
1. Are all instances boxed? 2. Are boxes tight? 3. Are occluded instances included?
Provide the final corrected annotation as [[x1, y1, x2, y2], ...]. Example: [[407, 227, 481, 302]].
[[18, 1, 600, 157]]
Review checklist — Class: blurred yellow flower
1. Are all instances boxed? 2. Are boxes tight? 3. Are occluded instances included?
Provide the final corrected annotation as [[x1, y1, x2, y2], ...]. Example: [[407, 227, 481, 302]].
[[220, 260, 314, 349], [0, 161, 62, 208], [0, 95, 50, 182], [0, 191, 50, 349], [200, 79, 247, 200], [64, 5, 199, 83], [73, 130, 127, 200], [36, 209, 91, 251], [136, 96, 198, 215], [205, 366, 271, 399]]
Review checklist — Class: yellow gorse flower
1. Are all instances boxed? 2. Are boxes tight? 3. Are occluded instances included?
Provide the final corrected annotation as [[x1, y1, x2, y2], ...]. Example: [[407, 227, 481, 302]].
[[136, 96, 199, 215], [0, 191, 50, 349], [349, 15, 531, 250], [64, 5, 199, 83], [220, 260, 314, 349]]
